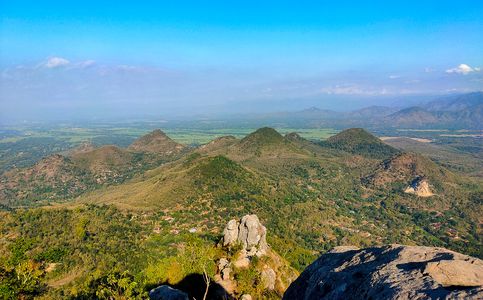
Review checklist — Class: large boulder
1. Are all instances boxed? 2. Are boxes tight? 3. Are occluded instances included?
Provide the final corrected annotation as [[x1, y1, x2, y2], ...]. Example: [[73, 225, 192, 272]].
[[222, 214, 268, 257], [283, 245, 483, 300]]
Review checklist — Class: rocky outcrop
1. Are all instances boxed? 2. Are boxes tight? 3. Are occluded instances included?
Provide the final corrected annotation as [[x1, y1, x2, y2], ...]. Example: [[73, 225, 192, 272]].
[[222, 214, 268, 257], [404, 176, 434, 197], [424, 260, 482, 287], [215, 215, 298, 297], [217, 215, 269, 293], [149, 285, 189, 300], [283, 245, 483, 300]]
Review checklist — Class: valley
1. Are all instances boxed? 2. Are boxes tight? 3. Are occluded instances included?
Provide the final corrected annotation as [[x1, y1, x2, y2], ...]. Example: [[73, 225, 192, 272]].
[[0, 124, 481, 299]]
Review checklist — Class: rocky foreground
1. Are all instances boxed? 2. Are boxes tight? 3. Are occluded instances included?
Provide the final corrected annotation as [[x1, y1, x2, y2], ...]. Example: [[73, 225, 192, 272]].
[[149, 214, 297, 300], [283, 244, 483, 300], [149, 215, 482, 299]]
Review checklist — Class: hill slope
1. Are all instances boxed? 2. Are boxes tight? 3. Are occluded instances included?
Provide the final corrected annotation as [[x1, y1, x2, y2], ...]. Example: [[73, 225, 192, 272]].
[[320, 128, 400, 159], [0, 154, 95, 205], [74, 127, 481, 262], [0, 127, 481, 299], [127, 129, 185, 155], [0, 130, 188, 205]]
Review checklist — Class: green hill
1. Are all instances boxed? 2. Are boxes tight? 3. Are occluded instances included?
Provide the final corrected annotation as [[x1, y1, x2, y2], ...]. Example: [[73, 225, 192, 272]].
[[238, 127, 287, 153], [127, 129, 185, 155], [0, 127, 481, 299], [73, 127, 480, 259], [0, 130, 188, 205], [320, 128, 400, 159], [0, 154, 95, 205]]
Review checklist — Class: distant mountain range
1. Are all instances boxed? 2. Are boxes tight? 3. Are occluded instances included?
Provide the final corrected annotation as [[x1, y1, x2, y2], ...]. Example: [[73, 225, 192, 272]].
[[383, 92, 483, 129], [230, 92, 482, 129]]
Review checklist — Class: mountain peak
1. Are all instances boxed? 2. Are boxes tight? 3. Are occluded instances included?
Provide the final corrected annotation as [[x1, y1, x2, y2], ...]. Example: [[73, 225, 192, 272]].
[[128, 129, 184, 154], [239, 127, 284, 148], [323, 128, 399, 159], [327, 128, 380, 144], [150, 129, 168, 137], [235, 127, 289, 155]]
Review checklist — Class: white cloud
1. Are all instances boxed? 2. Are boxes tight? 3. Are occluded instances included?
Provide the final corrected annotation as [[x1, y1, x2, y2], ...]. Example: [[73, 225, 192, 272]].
[[42, 57, 70, 68], [445, 64, 480, 75], [388, 75, 400, 79], [76, 60, 96, 68]]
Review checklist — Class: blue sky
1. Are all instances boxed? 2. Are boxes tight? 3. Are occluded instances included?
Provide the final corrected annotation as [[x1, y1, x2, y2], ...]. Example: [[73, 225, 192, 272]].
[[1, 1, 482, 121]]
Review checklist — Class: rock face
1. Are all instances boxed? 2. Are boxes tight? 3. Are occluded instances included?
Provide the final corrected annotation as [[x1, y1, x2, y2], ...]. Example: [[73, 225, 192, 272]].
[[222, 219, 239, 247], [149, 285, 189, 300], [424, 260, 482, 287], [404, 176, 434, 197], [214, 216, 299, 298], [222, 214, 268, 257], [218, 214, 268, 293], [283, 245, 483, 300]]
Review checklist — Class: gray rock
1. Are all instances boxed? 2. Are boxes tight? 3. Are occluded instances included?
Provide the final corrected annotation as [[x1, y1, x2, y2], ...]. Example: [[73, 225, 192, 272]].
[[240, 215, 261, 248], [222, 219, 239, 246], [424, 260, 483, 287], [283, 245, 483, 300], [222, 214, 268, 257], [149, 285, 189, 300]]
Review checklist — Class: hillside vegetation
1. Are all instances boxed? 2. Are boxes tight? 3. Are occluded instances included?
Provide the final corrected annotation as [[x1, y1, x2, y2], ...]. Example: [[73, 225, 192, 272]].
[[0, 130, 187, 206], [0, 127, 481, 299], [319, 128, 400, 159]]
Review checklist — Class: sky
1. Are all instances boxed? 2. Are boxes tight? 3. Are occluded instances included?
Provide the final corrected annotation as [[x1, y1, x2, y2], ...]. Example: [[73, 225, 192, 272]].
[[0, 0, 482, 121]]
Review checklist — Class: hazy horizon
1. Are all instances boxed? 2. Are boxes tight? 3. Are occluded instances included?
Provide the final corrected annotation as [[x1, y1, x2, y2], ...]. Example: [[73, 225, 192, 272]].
[[1, 1, 482, 122]]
